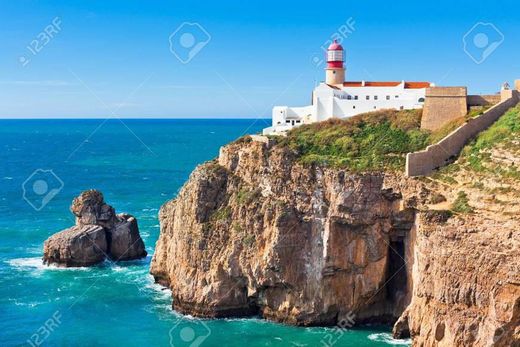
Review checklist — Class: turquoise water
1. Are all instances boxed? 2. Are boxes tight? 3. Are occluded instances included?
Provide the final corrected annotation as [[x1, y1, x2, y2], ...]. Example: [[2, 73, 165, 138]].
[[0, 119, 409, 346]]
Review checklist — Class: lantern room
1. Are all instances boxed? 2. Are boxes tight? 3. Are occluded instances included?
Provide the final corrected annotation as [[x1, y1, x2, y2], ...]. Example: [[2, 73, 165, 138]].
[[325, 40, 345, 85]]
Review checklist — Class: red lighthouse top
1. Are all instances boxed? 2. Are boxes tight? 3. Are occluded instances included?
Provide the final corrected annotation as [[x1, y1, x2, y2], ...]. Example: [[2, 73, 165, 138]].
[[327, 40, 344, 69], [328, 40, 344, 51]]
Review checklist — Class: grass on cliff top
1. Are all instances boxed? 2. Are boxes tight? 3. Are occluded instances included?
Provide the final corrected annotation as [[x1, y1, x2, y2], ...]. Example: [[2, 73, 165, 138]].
[[457, 105, 520, 177], [278, 109, 431, 171]]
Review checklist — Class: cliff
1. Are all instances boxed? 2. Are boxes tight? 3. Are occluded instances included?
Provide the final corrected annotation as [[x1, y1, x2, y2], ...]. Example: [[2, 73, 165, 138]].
[[150, 108, 519, 346]]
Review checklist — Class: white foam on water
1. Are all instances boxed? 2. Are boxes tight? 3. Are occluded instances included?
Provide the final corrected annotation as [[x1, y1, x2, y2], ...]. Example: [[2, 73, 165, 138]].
[[367, 333, 412, 345], [7, 257, 90, 272], [8, 257, 46, 270], [143, 274, 172, 298], [10, 298, 49, 308]]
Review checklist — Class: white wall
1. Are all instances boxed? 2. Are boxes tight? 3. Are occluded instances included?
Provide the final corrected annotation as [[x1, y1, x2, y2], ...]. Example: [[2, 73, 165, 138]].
[[264, 83, 427, 135]]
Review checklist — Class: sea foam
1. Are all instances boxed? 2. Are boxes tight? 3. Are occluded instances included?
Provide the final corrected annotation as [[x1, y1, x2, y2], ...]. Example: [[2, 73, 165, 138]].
[[7, 257, 90, 271], [367, 332, 411, 345]]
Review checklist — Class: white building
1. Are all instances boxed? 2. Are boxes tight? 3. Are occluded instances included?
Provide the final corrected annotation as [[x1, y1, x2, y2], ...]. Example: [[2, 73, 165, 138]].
[[263, 41, 432, 135]]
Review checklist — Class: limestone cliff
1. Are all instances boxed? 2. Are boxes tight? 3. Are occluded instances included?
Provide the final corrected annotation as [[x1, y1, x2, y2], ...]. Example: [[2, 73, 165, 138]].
[[150, 137, 519, 346]]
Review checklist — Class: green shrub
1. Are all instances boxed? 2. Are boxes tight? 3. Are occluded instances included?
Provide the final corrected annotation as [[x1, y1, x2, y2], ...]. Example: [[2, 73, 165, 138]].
[[211, 206, 231, 221], [461, 105, 520, 174], [236, 187, 261, 205], [280, 109, 430, 172], [451, 191, 473, 214]]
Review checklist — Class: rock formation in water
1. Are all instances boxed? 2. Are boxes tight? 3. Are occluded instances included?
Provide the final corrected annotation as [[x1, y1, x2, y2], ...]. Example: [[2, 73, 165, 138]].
[[150, 136, 519, 346], [43, 190, 147, 267]]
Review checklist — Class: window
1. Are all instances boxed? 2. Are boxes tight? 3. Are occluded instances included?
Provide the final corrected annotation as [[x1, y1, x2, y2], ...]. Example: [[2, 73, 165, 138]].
[[374, 106, 377, 109], [374, 95, 378, 100], [354, 95, 358, 100], [395, 95, 399, 98], [386, 95, 390, 100], [286, 120, 291, 124], [400, 106, 404, 110], [347, 95, 352, 100], [353, 106, 356, 109], [418, 97, 425, 103], [366, 95, 370, 100]]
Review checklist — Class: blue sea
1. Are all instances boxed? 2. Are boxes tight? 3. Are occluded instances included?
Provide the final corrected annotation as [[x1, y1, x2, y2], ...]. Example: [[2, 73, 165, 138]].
[[0, 119, 409, 347]]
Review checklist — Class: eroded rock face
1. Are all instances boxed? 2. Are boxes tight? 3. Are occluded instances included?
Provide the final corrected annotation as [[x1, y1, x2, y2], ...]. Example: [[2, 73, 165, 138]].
[[150, 137, 519, 346], [150, 139, 421, 324], [109, 213, 146, 260], [43, 225, 107, 267], [399, 214, 520, 347], [43, 190, 147, 267]]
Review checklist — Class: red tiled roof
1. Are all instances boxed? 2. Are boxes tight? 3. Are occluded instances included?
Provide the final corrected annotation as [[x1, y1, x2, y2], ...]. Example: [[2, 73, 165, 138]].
[[404, 82, 431, 89], [342, 81, 430, 89]]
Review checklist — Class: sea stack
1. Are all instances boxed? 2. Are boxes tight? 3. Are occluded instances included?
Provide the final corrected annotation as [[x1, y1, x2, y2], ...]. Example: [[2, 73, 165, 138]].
[[43, 190, 147, 267]]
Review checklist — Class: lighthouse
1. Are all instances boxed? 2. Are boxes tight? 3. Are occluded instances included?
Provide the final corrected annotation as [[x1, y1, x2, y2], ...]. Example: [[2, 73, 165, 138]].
[[325, 40, 345, 85]]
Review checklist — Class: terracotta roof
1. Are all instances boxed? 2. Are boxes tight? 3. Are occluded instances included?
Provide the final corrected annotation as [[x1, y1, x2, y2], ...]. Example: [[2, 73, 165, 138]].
[[342, 81, 431, 89], [404, 82, 431, 89]]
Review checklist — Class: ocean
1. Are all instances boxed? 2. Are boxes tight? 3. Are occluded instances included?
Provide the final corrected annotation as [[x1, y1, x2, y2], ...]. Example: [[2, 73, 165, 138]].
[[0, 119, 410, 346]]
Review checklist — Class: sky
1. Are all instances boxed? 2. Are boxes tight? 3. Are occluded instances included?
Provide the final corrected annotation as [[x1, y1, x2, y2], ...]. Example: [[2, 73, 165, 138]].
[[0, 0, 518, 118]]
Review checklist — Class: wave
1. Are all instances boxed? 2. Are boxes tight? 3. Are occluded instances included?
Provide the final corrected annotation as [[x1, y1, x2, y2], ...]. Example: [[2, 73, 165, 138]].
[[367, 332, 411, 345], [7, 257, 90, 271], [9, 298, 50, 308]]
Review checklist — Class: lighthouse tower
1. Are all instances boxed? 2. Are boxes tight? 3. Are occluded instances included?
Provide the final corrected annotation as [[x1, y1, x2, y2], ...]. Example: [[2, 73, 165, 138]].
[[325, 40, 345, 85]]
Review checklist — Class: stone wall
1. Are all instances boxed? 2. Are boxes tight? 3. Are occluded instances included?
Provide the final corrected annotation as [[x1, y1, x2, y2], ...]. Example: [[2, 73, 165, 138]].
[[406, 91, 519, 177], [421, 87, 468, 131], [467, 94, 501, 106]]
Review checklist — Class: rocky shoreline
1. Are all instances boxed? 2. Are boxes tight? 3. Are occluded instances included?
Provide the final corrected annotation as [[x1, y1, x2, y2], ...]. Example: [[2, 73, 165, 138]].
[[150, 136, 519, 346], [43, 190, 147, 267]]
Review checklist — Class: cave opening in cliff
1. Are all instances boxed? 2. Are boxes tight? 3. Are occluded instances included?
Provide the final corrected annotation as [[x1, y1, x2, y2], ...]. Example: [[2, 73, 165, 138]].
[[386, 239, 407, 308]]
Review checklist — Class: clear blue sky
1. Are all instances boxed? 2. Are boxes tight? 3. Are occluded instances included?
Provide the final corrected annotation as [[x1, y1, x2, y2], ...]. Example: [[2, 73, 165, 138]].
[[0, 0, 518, 118]]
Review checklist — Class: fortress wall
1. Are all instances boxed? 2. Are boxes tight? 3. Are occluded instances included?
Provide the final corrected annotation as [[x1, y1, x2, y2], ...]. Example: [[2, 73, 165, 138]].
[[406, 91, 519, 177], [467, 94, 501, 106], [421, 87, 468, 131]]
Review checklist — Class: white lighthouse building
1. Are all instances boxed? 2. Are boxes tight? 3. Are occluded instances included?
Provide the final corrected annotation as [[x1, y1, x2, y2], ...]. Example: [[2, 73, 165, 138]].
[[263, 41, 432, 135]]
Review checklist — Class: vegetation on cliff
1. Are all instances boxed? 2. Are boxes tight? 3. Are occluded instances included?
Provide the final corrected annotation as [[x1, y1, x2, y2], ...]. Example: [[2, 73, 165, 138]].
[[278, 109, 430, 171], [461, 105, 520, 178], [426, 104, 520, 218], [433, 105, 520, 184]]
